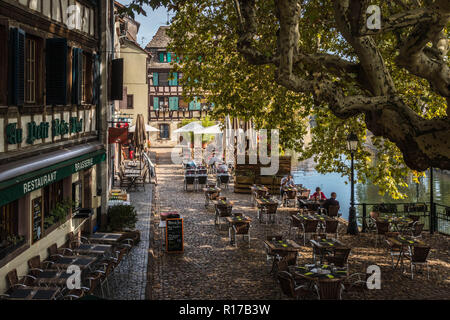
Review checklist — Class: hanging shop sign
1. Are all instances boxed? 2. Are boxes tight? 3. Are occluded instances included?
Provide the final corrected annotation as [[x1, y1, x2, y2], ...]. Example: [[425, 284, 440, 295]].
[[5, 117, 84, 145], [0, 151, 106, 207]]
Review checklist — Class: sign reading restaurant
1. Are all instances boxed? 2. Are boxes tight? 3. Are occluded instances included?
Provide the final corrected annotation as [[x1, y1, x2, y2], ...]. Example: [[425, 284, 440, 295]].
[[23, 171, 57, 194], [0, 152, 106, 208]]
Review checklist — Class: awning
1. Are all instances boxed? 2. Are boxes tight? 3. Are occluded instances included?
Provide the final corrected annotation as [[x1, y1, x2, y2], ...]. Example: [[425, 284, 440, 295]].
[[0, 142, 106, 207]]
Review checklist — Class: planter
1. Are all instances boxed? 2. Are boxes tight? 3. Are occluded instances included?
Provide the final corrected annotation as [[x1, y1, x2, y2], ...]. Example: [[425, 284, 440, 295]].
[[0, 239, 25, 261], [235, 176, 254, 184]]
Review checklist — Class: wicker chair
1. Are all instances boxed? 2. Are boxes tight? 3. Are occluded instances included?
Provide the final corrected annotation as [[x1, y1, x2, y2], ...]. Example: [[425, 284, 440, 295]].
[[47, 243, 72, 261], [385, 237, 404, 270], [314, 278, 344, 300], [288, 216, 303, 238], [410, 222, 425, 239], [215, 205, 232, 228], [327, 205, 341, 218], [283, 190, 297, 208], [299, 220, 320, 245], [299, 189, 310, 200], [324, 220, 339, 239], [325, 248, 351, 272], [277, 271, 310, 300], [232, 222, 251, 248], [27, 255, 56, 277], [261, 203, 278, 225], [184, 172, 196, 191], [343, 272, 369, 299], [374, 221, 390, 247], [404, 246, 431, 280], [5, 269, 36, 293]]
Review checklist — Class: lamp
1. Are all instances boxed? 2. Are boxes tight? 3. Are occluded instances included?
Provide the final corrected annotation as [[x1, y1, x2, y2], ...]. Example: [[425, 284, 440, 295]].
[[346, 132, 359, 235]]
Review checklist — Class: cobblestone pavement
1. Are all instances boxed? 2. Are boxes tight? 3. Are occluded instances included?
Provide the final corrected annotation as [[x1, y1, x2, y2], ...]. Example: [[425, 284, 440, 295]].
[[107, 185, 152, 300], [148, 158, 450, 300]]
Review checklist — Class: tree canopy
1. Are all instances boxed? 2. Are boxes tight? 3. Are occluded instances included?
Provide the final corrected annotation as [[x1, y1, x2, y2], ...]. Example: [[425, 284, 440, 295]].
[[121, 0, 450, 199]]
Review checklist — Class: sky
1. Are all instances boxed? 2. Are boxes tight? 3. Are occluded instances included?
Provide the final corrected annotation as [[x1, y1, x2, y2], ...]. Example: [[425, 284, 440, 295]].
[[118, 0, 172, 48]]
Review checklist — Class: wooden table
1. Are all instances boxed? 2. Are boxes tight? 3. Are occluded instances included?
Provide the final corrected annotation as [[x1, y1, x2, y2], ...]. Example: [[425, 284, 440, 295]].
[[72, 244, 113, 256], [310, 238, 347, 264], [203, 187, 221, 207], [7, 286, 61, 300], [299, 199, 324, 211], [52, 255, 97, 271], [256, 198, 279, 223], [225, 215, 252, 244], [250, 185, 269, 206], [213, 199, 234, 207], [386, 235, 426, 269], [291, 264, 348, 282], [263, 239, 301, 253], [377, 216, 413, 232], [89, 232, 123, 245], [34, 270, 74, 287]]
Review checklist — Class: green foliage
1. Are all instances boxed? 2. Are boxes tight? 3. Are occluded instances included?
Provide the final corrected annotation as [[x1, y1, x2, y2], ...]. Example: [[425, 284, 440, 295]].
[[44, 199, 73, 228], [125, 0, 448, 200], [107, 205, 138, 231]]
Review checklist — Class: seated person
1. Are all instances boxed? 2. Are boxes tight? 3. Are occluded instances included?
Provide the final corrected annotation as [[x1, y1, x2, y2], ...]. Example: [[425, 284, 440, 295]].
[[216, 162, 229, 174], [322, 192, 339, 212], [310, 187, 327, 200], [280, 174, 295, 201], [185, 160, 197, 169]]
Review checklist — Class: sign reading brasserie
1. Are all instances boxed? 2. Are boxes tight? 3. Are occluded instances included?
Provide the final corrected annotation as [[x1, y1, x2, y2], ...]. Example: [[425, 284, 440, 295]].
[[6, 117, 84, 145], [0, 152, 106, 208]]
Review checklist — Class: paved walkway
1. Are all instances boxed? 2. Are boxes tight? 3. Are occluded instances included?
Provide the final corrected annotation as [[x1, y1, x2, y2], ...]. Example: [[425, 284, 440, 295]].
[[107, 185, 152, 300], [146, 150, 449, 300]]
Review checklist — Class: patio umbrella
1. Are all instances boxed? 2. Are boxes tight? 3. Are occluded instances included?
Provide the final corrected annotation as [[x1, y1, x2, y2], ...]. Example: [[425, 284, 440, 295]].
[[133, 114, 147, 169], [173, 121, 204, 134], [128, 124, 159, 132], [199, 124, 222, 134]]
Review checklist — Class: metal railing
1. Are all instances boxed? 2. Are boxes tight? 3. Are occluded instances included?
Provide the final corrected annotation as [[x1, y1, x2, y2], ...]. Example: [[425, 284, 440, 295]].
[[355, 202, 450, 236]]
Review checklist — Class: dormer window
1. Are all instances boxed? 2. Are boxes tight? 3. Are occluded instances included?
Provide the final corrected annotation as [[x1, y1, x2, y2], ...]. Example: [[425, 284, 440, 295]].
[[158, 52, 172, 63]]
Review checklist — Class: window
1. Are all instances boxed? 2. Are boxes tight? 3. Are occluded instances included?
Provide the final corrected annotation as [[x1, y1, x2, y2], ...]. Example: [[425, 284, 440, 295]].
[[81, 53, 87, 103], [43, 180, 64, 230], [158, 52, 171, 63], [127, 94, 134, 109], [158, 72, 169, 86], [168, 72, 178, 86], [81, 52, 93, 104], [25, 38, 36, 103], [72, 181, 82, 213], [159, 124, 169, 139], [0, 200, 19, 247]]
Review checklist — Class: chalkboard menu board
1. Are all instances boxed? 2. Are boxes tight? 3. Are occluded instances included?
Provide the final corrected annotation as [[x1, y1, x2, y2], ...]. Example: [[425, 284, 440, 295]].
[[166, 218, 183, 253], [32, 197, 43, 243]]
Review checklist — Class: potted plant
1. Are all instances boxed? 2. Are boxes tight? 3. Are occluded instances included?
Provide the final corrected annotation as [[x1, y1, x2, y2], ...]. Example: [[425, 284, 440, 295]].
[[107, 204, 138, 232]]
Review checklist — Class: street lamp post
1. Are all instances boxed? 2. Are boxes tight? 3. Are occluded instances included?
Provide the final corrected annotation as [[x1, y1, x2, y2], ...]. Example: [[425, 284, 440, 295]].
[[347, 132, 359, 235]]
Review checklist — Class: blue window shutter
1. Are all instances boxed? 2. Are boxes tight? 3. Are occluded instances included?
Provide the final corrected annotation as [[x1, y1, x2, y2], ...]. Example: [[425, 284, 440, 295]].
[[188, 100, 194, 110], [46, 38, 68, 105], [92, 54, 100, 105], [169, 97, 178, 110], [72, 48, 83, 104], [167, 52, 171, 62], [173, 72, 178, 86], [10, 28, 25, 106], [153, 72, 158, 86], [153, 97, 159, 110], [159, 52, 164, 62]]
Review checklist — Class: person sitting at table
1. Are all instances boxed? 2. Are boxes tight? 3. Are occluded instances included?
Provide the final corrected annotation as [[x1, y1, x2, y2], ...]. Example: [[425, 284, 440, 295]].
[[280, 174, 295, 205], [310, 187, 327, 200], [217, 162, 229, 174], [322, 192, 339, 212], [127, 139, 136, 160]]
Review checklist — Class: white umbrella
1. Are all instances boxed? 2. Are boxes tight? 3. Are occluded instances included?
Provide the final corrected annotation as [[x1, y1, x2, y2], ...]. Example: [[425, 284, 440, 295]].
[[199, 124, 222, 134], [129, 124, 159, 132], [173, 121, 204, 134]]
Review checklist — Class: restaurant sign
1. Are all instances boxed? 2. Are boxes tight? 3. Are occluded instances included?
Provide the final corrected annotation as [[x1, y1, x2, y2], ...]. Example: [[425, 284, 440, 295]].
[[0, 151, 105, 207], [6, 117, 84, 145]]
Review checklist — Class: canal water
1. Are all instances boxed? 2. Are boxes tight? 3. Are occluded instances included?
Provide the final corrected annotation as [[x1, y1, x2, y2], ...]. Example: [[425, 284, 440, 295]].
[[292, 160, 450, 222]]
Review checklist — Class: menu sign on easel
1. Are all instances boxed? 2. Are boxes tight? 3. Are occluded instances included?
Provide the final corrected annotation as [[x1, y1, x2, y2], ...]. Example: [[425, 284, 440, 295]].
[[32, 197, 43, 243], [166, 218, 183, 253]]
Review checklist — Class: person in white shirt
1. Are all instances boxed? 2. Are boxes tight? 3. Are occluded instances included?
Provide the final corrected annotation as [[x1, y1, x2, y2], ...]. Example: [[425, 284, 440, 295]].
[[280, 174, 295, 203]]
